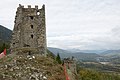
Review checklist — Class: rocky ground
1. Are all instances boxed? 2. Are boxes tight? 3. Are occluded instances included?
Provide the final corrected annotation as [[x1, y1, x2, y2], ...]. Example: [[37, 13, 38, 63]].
[[0, 53, 65, 80]]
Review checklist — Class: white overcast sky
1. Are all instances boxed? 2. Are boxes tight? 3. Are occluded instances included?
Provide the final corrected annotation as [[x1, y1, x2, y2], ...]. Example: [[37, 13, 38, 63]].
[[0, 0, 120, 50]]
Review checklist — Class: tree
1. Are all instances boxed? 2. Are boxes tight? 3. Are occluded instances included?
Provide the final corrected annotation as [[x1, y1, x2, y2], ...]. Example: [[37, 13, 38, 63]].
[[0, 43, 5, 53], [56, 53, 62, 64], [0, 43, 9, 53]]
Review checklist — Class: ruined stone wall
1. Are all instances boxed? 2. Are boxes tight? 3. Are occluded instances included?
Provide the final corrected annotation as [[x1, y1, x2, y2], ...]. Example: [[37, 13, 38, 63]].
[[10, 4, 47, 55], [64, 58, 77, 74]]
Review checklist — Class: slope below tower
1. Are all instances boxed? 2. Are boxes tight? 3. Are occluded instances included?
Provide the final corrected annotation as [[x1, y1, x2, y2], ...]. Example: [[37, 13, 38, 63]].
[[10, 4, 47, 55]]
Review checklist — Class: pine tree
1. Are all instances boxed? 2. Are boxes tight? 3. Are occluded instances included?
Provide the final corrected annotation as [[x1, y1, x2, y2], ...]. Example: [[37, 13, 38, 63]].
[[0, 43, 5, 53], [56, 53, 62, 64], [0, 43, 8, 53]]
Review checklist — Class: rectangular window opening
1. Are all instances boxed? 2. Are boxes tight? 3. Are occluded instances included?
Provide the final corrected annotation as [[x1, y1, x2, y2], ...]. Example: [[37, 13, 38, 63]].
[[31, 34, 33, 39], [31, 25, 33, 29]]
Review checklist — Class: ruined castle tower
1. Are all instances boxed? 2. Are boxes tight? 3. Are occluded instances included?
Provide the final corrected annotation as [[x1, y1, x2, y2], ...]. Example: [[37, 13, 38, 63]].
[[10, 4, 47, 55]]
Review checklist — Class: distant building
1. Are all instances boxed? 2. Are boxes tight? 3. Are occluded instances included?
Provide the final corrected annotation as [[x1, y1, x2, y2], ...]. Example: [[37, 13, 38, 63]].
[[10, 4, 47, 55]]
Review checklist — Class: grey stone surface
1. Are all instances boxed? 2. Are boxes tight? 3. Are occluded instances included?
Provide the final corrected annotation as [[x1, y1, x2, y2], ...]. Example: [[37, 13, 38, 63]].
[[10, 4, 47, 55]]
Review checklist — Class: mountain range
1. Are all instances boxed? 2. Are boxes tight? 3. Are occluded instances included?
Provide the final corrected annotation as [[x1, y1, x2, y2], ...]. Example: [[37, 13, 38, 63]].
[[101, 50, 120, 57], [67, 49, 106, 54], [48, 47, 101, 61]]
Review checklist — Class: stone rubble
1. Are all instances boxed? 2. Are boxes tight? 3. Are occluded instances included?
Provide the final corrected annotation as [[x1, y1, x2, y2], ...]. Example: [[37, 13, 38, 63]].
[[0, 54, 65, 80]]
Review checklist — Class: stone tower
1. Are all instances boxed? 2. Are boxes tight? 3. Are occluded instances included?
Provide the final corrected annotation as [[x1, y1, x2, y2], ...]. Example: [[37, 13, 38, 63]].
[[10, 4, 47, 55]]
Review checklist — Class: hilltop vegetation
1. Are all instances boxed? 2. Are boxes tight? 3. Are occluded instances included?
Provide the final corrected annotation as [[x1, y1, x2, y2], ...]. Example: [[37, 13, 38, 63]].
[[77, 68, 120, 80], [76, 60, 120, 80]]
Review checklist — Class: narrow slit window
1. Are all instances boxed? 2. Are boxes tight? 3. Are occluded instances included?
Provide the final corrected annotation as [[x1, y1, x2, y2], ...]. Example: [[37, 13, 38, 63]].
[[31, 34, 33, 39], [31, 25, 33, 29]]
